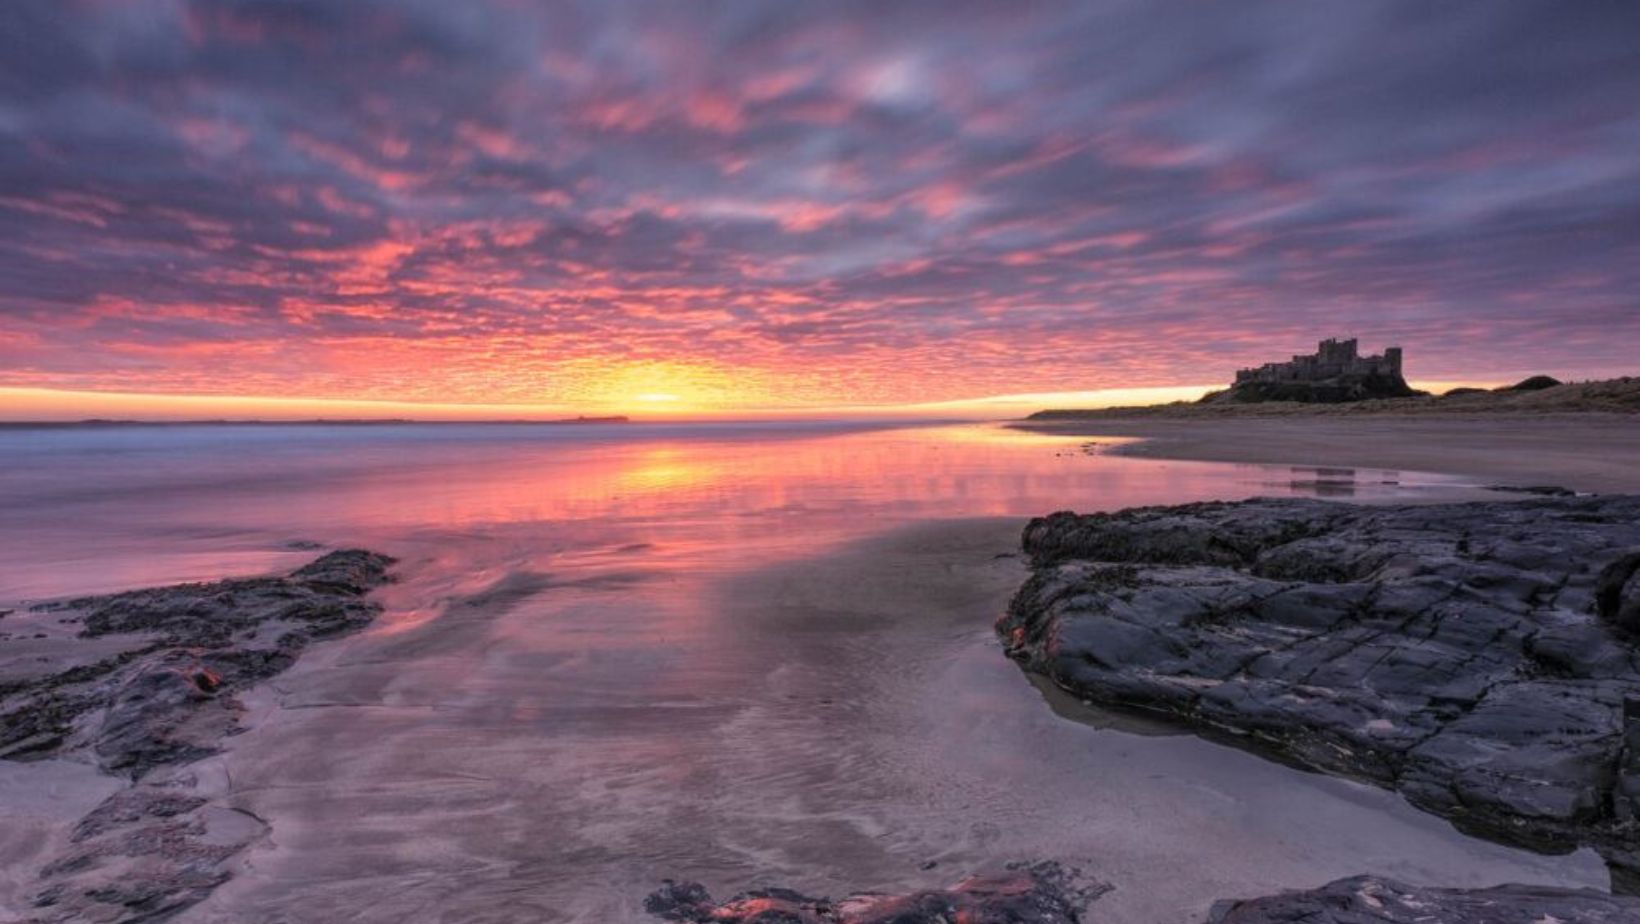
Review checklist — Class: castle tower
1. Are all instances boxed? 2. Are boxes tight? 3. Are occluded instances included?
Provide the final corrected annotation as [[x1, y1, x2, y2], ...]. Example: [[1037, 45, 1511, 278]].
[[1229, 338, 1408, 388], [1317, 338, 1358, 362]]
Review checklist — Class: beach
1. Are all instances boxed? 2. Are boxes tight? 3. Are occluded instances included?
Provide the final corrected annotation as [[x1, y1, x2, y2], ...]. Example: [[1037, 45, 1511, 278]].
[[11, 3, 1640, 920], [1019, 413, 1640, 494], [0, 417, 1633, 923]]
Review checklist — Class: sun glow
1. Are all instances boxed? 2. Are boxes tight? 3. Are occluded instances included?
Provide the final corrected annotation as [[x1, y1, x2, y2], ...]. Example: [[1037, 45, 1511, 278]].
[[0, 379, 1513, 424]]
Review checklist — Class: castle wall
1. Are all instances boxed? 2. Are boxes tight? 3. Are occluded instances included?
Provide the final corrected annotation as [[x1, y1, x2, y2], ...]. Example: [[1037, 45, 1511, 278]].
[[1235, 339, 1404, 384]]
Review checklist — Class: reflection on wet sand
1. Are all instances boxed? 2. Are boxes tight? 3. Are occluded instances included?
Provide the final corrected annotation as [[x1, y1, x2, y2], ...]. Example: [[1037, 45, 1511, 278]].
[[1268, 465, 1419, 497], [0, 422, 1561, 924], [0, 423, 1480, 601]]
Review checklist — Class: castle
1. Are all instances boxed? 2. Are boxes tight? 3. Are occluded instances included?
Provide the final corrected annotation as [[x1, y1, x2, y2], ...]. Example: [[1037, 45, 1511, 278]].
[[1235, 338, 1403, 385]]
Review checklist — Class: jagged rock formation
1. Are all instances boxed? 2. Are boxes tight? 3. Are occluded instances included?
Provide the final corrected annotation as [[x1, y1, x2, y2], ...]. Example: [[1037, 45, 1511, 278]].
[[1207, 875, 1640, 923], [997, 497, 1640, 890], [644, 866, 1640, 924], [0, 550, 394, 923], [645, 863, 1104, 924], [1207, 337, 1422, 403]]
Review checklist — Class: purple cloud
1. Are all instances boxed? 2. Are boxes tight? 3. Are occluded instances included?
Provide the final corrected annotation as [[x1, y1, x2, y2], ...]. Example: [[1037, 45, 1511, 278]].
[[1, 0, 1636, 405]]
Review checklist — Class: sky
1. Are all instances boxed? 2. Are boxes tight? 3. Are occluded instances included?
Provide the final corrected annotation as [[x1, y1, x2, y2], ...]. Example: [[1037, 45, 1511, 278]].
[[2, 0, 1638, 418]]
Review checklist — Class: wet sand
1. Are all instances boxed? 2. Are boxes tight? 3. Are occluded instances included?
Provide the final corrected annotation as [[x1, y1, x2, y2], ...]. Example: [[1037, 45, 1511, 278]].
[[179, 518, 1603, 924], [979, 412, 1640, 913], [1017, 413, 1640, 493], [0, 760, 123, 911], [2, 421, 1627, 923]]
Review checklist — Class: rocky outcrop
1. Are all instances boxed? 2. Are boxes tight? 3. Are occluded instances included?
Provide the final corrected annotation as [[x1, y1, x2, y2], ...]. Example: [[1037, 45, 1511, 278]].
[[0, 550, 394, 923], [998, 496, 1640, 888], [644, 867, 1640, 924], [1207, 875, 1640, 923], [645, 863, 1103, 924], [1208, 372, 1423, 405], [4, 549, 392, 773]]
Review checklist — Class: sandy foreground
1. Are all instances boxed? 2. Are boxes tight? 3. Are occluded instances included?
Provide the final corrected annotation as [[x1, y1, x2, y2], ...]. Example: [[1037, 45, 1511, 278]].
[[170, 519, 1602, 924], [184, 407, 1638, 922], [1018, 412, 1640, 494], [5, 414, 1636, 923]]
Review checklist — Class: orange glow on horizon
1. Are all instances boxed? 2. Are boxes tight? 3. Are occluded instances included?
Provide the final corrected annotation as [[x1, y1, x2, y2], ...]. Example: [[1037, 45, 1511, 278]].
[[0, 379, 1506, 423], [3, 6, 1635, 416]]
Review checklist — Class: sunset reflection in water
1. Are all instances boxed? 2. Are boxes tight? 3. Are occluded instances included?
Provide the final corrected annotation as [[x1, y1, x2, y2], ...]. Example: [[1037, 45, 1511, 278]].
[[0, 419, 1592, 924], [0, 420, 1467, 600]]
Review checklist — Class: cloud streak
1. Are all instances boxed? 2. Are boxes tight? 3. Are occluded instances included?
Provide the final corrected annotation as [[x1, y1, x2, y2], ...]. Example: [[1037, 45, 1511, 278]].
[[2, 0, 1637, 409]]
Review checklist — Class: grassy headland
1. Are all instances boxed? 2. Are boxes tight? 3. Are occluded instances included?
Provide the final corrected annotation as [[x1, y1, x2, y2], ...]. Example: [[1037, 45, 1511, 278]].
[[1027, 376, 1640, 421]]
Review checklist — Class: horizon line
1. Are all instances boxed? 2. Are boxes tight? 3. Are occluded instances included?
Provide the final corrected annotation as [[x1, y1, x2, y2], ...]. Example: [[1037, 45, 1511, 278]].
[[0, 380, 1506, 424]]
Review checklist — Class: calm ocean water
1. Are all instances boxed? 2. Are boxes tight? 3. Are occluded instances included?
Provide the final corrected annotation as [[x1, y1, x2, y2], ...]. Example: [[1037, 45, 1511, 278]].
[[1, 419, 1465, 600], [0, 421, 1602, 923]]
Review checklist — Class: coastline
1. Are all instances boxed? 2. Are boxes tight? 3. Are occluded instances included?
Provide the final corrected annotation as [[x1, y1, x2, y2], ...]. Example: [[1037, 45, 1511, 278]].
[[1024, 376, 1640, 419], [5, 420, 1636, 922], [1014, 413, 1640, 494]]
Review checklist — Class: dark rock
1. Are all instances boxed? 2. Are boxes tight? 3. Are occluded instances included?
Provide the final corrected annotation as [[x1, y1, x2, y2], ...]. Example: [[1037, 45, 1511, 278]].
[[36, 784, 268, 923], [1207, 875, 1640, 923], [2, 551, 394, 923], [1597, 551, 1640, 637], [289, 548, 395, 593], [1000, 497, 1640, 888], [645, 881, 719, 921], [645, 862, 1103, 924], [3, 550, 394, 772], [1616, 698, 1640, 834], [70, 548, 391, 644], [1486, 483, 1578, 497], [79, 869, 231, 923], [72, 789, 207, 842], [648, 867, 1640, 924], [93, 652, 233, 775]]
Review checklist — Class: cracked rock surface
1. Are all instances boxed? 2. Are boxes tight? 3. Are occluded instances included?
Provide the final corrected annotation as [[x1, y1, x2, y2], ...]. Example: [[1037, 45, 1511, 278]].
[[1207, 875, 1640, 923], [645, 862, 1104, 924], [644, 866, 1640, 924], [998, 496, 1640, 892], [0, 550, 394, 923]]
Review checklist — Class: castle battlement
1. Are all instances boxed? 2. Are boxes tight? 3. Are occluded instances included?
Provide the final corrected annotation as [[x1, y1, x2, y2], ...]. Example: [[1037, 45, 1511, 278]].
[[1235, 338, 1403, 385]]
